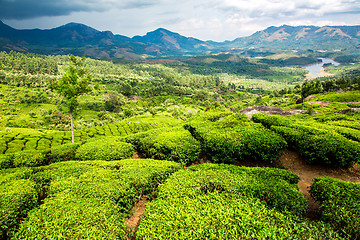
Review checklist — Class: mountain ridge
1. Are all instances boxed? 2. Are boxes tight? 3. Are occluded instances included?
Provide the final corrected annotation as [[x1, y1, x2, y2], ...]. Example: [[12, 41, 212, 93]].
[[0, 21, 359, 59]]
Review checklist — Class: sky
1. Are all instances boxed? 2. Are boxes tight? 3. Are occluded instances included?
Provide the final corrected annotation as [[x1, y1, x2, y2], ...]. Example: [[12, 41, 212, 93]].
[[1, 0, 360, 41]]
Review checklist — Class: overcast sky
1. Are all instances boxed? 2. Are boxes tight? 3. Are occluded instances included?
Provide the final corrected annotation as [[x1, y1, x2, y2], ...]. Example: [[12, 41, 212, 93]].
[[1, 0, 359, 41]]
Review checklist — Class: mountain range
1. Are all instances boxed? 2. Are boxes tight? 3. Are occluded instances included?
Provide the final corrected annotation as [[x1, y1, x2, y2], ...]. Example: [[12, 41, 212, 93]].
[[0, 20, 359, 59]]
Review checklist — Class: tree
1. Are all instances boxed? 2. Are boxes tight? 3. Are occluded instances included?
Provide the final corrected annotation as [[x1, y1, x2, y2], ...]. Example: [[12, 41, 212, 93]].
[[51, 55, 91, 143], [300, 81, 322, 110], [104, 91, 126, 112]]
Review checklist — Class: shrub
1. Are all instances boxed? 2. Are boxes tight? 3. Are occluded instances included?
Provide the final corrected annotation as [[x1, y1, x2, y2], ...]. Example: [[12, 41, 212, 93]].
[[310, 177, 360, 239], [75, 137, 135, 161], [252, 113, 293, 128], [255, 113, 360, 168], [0, 168, 37, 239], [272, 125, 360, 167], [185, 113, 287, 164], [126, 127, 201, 165], [15, 159, 181, 239], [137, 164, 341, 239], [0, 153, 14, 169], [188, 164, 305, 217], [46, 142, 81, 163], [12, 150, 46, 167]]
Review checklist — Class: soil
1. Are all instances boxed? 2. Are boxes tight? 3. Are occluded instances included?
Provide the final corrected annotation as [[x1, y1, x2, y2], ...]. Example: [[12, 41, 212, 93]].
[[125, 195, 149, 234], [238, 106, 307, 119], [279, 149, 360, 219], [132, 151, 145, 159]]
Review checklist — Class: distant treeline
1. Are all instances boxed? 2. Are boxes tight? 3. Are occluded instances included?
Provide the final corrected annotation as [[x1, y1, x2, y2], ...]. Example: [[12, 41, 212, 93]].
[[0, 51, 58, 75]]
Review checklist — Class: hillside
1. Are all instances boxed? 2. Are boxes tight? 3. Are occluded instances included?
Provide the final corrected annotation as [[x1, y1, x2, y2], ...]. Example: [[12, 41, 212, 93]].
[[229, 25, 360, 50], [1, 21, 360, 59], [0, 51, 360, 239]]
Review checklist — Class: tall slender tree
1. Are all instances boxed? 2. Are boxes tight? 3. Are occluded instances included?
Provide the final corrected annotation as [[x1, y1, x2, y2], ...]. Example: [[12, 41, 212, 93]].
[[51, 55, 91, 143]]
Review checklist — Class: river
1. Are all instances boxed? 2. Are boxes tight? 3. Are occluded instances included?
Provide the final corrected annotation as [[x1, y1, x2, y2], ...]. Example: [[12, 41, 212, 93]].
[[303, 58, 340, 79]]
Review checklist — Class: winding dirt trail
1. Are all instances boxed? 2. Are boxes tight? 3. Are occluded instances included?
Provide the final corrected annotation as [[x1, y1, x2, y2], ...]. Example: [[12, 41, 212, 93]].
[[279, 149, 360, 218], [125, 195, 149, 235]]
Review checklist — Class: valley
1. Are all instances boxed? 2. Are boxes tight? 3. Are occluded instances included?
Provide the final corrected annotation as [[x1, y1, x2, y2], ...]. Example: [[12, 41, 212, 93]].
[[0, 24, 360, 239]]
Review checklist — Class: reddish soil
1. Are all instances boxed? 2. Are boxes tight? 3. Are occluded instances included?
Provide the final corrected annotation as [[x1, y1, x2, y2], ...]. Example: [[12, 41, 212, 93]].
[[132, 152, 145, 159], [279, 149, 360, 219], [125, 195, 149, 234]]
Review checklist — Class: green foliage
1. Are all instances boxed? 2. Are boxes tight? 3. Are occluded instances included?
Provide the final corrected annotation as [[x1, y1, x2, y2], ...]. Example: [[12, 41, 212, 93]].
[[254, 113, 360, 167], [312, 90, 360, 102], [310, 177, 360, 238], [126, 127, 201, 165], [75, 137, 134, 161], [0, 153, 14, 169], [50, 55, 92, 143], [0, 115, 179, 155], [46, 142, 81, 163], [51, 55, 91, 112], [0, 167, 37, 238], [137, 164, 341, 239], [12, 150, 46, 168], [0, 51, 58, 77], [14, 159, 181, 239], [185, 112, 287, 163]]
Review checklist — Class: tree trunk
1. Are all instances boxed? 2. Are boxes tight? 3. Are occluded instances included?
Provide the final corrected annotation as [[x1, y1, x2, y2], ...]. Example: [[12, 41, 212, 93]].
[[70, 111, 75, 143], [302, 99, 305, 110]]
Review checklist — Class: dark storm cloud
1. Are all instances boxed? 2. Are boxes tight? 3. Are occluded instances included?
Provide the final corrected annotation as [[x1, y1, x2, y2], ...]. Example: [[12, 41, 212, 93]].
[[0, 0, 157, 20]]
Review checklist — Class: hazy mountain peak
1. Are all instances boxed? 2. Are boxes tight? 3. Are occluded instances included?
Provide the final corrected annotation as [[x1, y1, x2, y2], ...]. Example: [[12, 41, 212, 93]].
[[0, 21, 359, 58]]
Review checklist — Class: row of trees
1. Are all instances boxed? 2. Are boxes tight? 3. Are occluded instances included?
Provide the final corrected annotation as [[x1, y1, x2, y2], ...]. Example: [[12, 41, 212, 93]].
[[0, 51, 58, 75]]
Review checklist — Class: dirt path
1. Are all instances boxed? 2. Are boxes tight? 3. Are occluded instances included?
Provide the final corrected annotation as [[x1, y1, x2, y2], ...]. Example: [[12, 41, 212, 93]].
[[279, 149, 360, 218], [125, 195, 149, 235]]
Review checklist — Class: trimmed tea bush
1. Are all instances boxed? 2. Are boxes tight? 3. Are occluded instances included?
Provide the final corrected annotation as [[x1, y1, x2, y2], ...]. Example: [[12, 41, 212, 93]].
[[75, 137, 135, 161], [310, 177, 360, 239], [137, 164, 341, 239], [13, 149, 46, 167], [0, 168, 37, 238], [254, 113, 360, 168], [188, 163, 306, 217], [0, 115, 181, 155], [15, 159, 181, 239], [185, 112, 287, 163], [0, 153, 14, 169], [46, 142, 81, 163], [126, 127, 201, 165], [272, 125, 360, 167]]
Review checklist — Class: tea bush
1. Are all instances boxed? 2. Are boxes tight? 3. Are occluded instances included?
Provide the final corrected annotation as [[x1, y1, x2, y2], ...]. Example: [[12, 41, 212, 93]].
[[185, 112, 287, 163], [254, 113, 360, 167], [137, 163, 341, 239], [126, 127, 201, 165], [188, 164, 305, 216], [310, 177, 360, 239], [0, 153, 14, 169], [75, 137, 134, 161], [12, 149, 46, 167], [46, 142, 81, 163], [14, 159, 181, 239], [272, 125, 360, 167], [0, 115, 181, 154], [0, 167, 37, 238]]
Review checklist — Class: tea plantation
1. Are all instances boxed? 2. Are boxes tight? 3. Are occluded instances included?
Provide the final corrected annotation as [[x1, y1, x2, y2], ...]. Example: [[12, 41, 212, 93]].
[[1, 51, 360, 239]]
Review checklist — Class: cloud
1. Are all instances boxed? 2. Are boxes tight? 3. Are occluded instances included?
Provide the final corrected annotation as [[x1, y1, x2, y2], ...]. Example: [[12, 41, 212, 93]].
[[1, 0, 359, 41], [0, 0, 160, 19]]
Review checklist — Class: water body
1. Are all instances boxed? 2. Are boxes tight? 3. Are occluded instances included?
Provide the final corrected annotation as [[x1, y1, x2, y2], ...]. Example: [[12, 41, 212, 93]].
[[303, 58, 340, 79]]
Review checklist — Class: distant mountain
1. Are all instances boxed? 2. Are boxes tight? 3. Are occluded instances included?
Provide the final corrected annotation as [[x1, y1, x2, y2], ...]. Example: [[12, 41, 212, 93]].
[[132, 28, 214, 55], [228, 25, 360, 50], [0, 21, 359, 59]]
